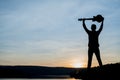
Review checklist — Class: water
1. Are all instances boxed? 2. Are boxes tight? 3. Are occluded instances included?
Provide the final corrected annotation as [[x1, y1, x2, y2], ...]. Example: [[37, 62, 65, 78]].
[[0, 79, 81, 80]]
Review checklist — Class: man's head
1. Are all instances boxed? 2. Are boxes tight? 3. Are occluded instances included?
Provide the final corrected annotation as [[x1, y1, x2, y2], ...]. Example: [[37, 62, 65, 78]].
[[91, 24, 96, 31]]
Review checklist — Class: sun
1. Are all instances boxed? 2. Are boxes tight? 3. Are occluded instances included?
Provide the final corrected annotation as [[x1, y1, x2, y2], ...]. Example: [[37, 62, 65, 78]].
[[72, 63, 83, 68]]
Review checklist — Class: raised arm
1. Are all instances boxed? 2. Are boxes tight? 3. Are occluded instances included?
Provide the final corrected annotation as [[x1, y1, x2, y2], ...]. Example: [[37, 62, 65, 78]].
[[83, 19, 89, 33], [98, 19, 104, 33]]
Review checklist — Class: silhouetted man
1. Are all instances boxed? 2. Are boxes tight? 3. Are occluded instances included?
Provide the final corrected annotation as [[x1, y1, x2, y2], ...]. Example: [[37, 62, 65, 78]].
[[82, 18, 104, 70]]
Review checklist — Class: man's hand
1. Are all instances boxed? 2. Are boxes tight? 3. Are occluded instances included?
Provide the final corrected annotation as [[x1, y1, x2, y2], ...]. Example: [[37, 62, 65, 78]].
[[102, 17, 104, 22], [82, 18, 85, 22]]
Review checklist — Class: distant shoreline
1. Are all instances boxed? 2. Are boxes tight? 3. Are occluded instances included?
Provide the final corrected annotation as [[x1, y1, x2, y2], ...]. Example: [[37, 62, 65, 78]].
[[0, 62, 120, 80]]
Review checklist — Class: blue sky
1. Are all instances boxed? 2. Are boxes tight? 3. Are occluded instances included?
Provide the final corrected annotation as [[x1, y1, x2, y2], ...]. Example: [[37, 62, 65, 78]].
[[0, 0, 120, 67]]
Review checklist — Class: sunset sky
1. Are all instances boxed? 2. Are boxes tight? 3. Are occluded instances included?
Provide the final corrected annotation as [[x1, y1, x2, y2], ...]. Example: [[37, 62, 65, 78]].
[[0, 0, 120, 68]]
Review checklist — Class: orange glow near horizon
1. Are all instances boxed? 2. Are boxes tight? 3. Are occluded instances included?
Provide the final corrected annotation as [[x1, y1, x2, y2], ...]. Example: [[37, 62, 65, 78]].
[[69, 59, 86, 68], [72, 63, 83, 68]]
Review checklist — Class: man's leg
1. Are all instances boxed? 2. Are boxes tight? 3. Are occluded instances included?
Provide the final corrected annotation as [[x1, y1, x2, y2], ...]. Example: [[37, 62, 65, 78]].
[[87, 48, 93, 70], [95, 48, 103, 67]]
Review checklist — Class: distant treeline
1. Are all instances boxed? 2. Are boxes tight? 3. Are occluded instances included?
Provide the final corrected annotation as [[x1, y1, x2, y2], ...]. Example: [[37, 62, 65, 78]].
[[0, 65, 76, 78]]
